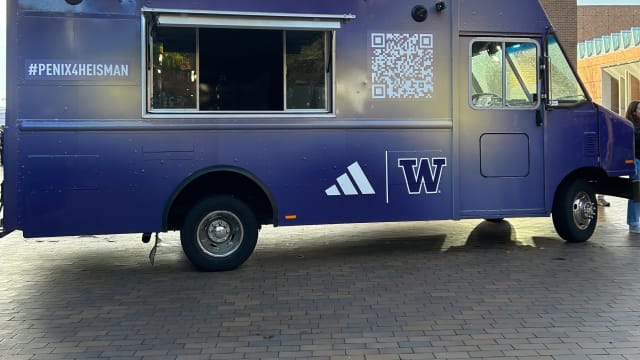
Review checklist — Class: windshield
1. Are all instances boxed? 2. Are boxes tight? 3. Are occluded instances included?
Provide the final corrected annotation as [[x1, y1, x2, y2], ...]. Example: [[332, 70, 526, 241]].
[[548, 34, 587, 106]]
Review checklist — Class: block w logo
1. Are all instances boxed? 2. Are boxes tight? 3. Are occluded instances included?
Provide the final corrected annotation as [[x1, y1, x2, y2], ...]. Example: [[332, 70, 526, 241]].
[[398, 157, 447, 194], [325, 162, 376, 196]]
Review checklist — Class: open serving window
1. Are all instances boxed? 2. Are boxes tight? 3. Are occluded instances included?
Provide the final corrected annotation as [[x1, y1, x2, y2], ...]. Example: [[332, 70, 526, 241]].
[[144, 10, 354, 115]]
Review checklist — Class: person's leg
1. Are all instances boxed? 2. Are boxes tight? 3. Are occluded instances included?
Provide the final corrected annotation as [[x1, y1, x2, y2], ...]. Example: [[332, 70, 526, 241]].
[[628, 159, 640, 232], [628, 201, 640, 231]]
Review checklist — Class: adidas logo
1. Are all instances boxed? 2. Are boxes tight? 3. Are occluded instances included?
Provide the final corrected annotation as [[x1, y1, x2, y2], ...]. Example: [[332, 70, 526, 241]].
[[325, 161, 376, 196]]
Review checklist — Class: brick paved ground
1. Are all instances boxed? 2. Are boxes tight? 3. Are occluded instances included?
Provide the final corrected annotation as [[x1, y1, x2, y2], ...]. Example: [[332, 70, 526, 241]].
[[1, 197, 640, 360]]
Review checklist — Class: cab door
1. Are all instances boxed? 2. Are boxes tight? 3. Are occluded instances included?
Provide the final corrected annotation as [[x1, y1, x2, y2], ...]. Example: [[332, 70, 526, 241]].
[[457, 37, 545, 218]]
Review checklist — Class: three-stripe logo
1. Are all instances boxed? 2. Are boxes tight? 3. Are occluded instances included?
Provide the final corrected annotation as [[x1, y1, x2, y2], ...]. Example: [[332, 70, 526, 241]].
[[325, 161, 376, 196]]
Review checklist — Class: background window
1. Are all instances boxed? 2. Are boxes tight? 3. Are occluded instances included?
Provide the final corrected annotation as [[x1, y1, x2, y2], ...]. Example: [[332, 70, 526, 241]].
[[152, 28, 197, 109], [286, 31, 326, 110]]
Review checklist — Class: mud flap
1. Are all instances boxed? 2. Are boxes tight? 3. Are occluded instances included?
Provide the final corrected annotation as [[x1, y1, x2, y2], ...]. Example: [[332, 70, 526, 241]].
[[597, 177, 640, 201], [634, 179, 640, 202]]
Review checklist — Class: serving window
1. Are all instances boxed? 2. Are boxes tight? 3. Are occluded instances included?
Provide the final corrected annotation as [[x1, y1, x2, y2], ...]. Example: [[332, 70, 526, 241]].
[[145, 11, 352, 115]]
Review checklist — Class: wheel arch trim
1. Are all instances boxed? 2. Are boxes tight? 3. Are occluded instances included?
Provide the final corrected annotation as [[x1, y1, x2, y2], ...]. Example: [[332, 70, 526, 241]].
[[162, 165, 278, 231]]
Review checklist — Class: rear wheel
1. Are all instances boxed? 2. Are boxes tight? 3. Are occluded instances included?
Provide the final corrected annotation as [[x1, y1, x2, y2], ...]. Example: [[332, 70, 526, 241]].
[[552, 178, 597, 243], [181, 196, 258, 271]]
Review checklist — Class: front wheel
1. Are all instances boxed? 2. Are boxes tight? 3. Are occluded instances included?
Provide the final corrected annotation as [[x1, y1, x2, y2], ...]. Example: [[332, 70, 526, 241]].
[[181, 196, 258, 271], [552, 178, 597, 243]]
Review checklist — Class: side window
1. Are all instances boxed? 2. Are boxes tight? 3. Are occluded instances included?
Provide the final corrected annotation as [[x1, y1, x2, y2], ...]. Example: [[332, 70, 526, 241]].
[[547, 34, 587, 106], [470, 39, 538, 109], [146, 12, 347, 115], [471, 41, 503, 107]]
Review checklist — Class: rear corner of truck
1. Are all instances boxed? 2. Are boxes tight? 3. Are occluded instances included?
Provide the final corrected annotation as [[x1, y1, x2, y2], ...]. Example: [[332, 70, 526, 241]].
[[0, 121, 12, 238], [1, 0, 17, 238]]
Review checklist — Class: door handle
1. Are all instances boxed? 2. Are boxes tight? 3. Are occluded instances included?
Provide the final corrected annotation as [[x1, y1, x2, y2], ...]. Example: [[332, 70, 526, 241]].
[[536, 109, 544, 127]]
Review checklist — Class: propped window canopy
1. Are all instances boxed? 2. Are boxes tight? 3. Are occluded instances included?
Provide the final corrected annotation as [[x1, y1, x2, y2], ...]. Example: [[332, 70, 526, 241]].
[[151, 10, 356, 30]]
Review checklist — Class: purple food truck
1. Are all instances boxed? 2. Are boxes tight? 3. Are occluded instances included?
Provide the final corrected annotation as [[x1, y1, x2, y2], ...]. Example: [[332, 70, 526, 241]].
[[3, 0, 638, 270]]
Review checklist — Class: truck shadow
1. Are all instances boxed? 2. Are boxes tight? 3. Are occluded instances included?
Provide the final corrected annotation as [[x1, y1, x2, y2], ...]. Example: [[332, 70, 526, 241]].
[[250, 219, 565, 266], [457, 219, 562, 250]]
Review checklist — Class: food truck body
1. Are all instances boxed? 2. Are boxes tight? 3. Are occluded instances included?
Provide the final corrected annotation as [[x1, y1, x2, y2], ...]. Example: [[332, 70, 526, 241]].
[[3, 0, 637, 270]]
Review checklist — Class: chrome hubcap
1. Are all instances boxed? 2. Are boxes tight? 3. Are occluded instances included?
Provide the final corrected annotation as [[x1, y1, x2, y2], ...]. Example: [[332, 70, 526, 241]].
[[196, 211, 243, 257], [209, 220, 231, 243], [572, 191, 595, 230]]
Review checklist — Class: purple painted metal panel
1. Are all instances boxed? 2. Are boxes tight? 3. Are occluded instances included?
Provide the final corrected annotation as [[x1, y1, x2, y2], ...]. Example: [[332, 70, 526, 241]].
[[18, 0, 138, 15], [16, 16, 141, 119], [145, 0, 357, 14], [480, 133, 530, 177], [458, 0, 549, 35], [15, 128, 453, 237], [544, 102, 600, 209], [597, 105, 635, 176]]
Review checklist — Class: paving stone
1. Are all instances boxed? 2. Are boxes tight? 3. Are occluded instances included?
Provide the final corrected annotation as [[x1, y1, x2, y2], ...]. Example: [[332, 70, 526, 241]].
[[2, 197, 640, 359]]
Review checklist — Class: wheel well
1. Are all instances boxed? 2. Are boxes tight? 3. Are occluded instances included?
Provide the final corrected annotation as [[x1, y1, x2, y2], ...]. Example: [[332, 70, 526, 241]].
[[554, 167, 606, 201], [165, 170, 275, 231]]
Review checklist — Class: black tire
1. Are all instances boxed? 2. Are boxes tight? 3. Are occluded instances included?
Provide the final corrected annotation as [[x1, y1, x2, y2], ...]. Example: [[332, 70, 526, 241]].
[[552, 178, 597, 243], [180, 196, 258, 271]]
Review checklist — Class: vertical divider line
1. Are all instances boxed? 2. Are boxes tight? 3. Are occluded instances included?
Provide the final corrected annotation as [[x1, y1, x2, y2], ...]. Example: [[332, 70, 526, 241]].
[[385, 151, 389, 204]]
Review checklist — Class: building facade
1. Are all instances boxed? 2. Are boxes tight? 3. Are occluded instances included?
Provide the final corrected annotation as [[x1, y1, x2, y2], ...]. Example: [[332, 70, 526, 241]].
[[577, 6, 640, 114], [541, 0, 577, 67]]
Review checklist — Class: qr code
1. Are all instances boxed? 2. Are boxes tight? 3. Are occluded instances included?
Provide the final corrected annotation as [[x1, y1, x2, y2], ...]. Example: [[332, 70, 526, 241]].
[[371, 33, 434, 100]]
